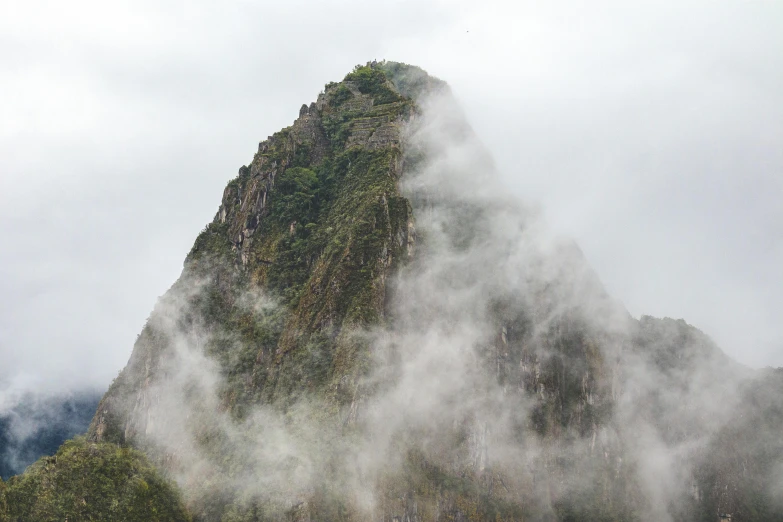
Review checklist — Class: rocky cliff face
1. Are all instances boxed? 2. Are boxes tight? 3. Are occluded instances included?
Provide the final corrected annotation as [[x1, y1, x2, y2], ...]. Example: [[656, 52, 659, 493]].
[[46, 61, 783, 521]]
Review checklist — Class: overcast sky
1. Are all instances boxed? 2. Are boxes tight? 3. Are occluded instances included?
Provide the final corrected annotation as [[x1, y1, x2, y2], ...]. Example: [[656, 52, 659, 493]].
[[1, 0, 781, 398]]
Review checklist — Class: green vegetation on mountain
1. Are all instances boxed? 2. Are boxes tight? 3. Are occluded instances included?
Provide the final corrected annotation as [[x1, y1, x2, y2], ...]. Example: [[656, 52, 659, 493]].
[[0, 478, 7, 522], [0, 438, 190, 522]]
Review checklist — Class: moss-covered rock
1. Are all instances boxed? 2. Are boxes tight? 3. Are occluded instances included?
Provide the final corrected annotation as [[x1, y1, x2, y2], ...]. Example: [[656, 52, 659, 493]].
[[2, 438, 190, 521]]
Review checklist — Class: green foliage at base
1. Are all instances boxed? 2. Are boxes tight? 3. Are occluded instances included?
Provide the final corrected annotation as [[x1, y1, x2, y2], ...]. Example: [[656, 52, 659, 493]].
[[0, 478, 7, 522], [1, 438, 191, 522]]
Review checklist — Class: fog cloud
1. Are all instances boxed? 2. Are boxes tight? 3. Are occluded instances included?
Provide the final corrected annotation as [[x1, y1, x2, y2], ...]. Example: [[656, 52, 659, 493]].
[[92, 78, 781, 520], [1, 0, 781, 411]]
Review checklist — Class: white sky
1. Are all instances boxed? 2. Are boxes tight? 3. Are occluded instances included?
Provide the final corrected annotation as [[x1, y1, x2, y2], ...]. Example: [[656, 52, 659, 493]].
[[1, 0, 781, 396]]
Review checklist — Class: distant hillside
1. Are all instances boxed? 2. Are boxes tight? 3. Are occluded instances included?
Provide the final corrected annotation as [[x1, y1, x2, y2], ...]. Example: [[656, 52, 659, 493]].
[[0, 390, 101, 479]]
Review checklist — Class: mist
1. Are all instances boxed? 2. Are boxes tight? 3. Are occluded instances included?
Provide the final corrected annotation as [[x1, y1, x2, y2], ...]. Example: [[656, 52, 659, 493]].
[[0, 389, 101, 478], [1, 3, 782, 519], [83, 75, 783, 520], [1, 2, 782, 423]]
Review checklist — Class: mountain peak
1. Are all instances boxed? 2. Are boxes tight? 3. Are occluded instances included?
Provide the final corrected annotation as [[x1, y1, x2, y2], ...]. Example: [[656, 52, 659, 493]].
[[4, 63, 782, 521]]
